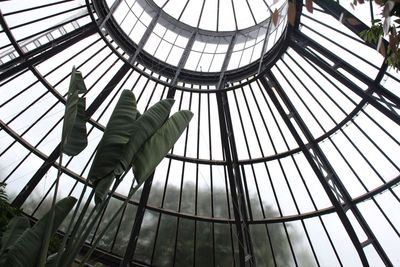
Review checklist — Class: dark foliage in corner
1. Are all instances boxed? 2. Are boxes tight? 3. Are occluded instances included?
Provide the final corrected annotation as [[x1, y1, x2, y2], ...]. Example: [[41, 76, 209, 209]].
[[0, 183, 22, 247]]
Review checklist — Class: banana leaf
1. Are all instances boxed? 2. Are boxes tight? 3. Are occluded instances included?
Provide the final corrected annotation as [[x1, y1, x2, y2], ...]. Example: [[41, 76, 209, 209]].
[[62, 67, 88, 156], [0, 197, 76, 267], [132, 110, 193, 184], [87, 90, 139, 203], [0, 216, 30, 255], [68, 67, 87, 94], [115, 98, 175, 176]]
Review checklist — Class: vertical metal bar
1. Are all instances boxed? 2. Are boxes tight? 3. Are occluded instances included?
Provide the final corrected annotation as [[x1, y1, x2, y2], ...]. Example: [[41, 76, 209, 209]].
[[193, 90, 202, 267], [121, 32, 197, 266], [230, 0, 238, 30], [150, 158, 173, 265], [207, 88, 216, 267], [214, 32, 255, 266], [196, 0, 206, 28], [216, 90, 255, 266], [120, 175, 154, 267], [177, 0, 190, 21], [110, 201, 129, 251], [216, 0, 220, 32], [172, 90, 192, 266], [224, 166, 237, 267]]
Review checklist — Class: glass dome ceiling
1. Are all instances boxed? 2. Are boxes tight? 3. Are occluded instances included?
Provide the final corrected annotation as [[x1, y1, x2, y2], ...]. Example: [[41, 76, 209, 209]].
[[98, 0, 288, 72], [1, 0, 400, 266], [150, 0, 283, 31]]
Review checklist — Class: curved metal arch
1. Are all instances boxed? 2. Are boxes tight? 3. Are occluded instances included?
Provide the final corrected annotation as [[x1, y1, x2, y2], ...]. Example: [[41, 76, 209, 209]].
[[4, 115, 400, 227], [91, 0, 301, 85], [87, 0, 283, 91], [136, 0, 280, 37], [86, 0, 303, 91]]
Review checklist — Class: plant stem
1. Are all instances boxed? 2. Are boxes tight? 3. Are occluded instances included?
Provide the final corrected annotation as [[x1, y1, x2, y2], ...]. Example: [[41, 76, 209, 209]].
[[54, 179, 91, 267], [61, 177, 123, 267], [79, 176, 146, 266], [38, 150, 63, 267]]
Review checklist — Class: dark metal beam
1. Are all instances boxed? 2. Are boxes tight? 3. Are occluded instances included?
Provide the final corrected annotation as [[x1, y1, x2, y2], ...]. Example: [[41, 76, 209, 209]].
[[215, 33, 255, 266], [291, 31, 394, 102], [98, 0, 123, 30], [313, 0, 384, 50], [216, 91, 255, 267], [290, 32, 400, 126], [120, 174, 154, 267], [0, 22, 97, 81], [129, 10, 161, 64], [170, 31, 197, 88], [5, 108, 400, 226], [216, 34, 237, 90], [261, 72, 392, 266]]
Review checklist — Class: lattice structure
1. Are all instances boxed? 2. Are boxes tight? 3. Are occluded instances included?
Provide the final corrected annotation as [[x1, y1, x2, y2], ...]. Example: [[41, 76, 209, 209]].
[[1, 0, 399, 266]]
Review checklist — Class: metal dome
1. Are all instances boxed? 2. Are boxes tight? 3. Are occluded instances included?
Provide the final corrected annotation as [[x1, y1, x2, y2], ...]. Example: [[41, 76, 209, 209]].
[[0, 0, 399, 266]]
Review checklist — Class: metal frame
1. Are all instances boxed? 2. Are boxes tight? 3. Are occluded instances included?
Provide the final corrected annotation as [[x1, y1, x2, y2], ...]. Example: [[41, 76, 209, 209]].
[[290, 31, 400, 125], [260, 72, 390, 266], [92, 0, 293, 85], [1, 0, 400, 266], [215, 33, 255, 266]]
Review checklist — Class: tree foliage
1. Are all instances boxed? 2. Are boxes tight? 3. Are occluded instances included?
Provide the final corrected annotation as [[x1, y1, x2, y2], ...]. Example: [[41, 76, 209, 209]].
[[0, 183, 22, 250], [93, 183, 313, 267]]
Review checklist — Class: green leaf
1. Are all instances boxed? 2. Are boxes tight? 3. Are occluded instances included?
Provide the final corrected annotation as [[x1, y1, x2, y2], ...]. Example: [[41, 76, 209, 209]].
[[62, 67, 88, 156], [92, 173, 115, 205], [68, 67, 87, 94], [87, 90, 139, 204], [0, 197, 76, 267], [132, 110, 193, 184], [115, 98, 175, 176], [0, 216, 30, 255], [90, 97, 175, 204]]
